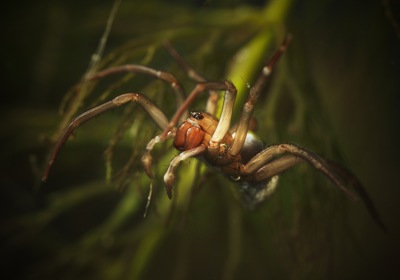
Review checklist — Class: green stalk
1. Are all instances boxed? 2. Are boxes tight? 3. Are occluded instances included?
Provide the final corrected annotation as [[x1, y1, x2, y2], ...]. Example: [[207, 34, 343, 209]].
[[218, 0, 292, 118]]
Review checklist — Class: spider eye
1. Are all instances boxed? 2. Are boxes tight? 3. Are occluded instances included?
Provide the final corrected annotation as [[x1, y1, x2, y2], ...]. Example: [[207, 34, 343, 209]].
[[190, 111, 203, 120]]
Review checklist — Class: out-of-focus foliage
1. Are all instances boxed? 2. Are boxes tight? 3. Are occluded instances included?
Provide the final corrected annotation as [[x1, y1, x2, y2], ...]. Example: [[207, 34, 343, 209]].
[[1, 0, 399, 279]]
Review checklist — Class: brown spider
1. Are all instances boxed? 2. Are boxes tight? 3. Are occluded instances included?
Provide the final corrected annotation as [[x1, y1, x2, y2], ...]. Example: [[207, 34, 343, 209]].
[[42, 35, 385, 230]]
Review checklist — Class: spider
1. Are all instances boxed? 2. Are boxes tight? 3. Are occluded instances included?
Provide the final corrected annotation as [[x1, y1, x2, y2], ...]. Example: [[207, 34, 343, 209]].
[[42, 35, 385, 230]]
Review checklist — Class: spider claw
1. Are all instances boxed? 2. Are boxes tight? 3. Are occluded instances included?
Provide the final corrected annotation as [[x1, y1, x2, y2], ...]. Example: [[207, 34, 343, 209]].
[[141, 153, 153, 177], [165, 183, 173, 199], [144, 166, 152, 178], [164, 171, 175, 199], [166, 188, 173, 199]]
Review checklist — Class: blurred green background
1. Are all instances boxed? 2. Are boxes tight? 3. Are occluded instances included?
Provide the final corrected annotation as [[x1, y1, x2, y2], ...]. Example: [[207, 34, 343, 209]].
[[1, 0, 399, 279]]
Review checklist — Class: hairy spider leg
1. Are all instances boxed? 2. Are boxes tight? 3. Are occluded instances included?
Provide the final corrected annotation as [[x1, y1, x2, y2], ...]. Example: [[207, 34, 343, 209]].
[[42, 93, 168, 182], [85, 64, 187, 121], [240, 143, 387, 230], [163, 41, 220, 115], [324, 159, 387, 231], [240, 143, 358, 199], [229, 34, 292, 156], [164, 145, 207, 199]]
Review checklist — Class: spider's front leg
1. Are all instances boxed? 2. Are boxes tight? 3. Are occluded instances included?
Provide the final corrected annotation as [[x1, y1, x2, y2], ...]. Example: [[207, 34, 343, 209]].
[[163, 41, 220, 115], [163, 145, 206, 199], [42, 93, 169, 182], [86, 64, 187, 118]]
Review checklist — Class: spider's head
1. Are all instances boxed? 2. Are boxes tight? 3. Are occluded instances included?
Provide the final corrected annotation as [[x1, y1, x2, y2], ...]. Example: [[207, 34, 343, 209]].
[[188, 111, 219, 134], [190, 111, 204, 120]]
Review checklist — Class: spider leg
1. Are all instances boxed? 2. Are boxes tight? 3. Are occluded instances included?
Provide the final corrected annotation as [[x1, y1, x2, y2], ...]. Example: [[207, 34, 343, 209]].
[[163, 41, 219, 115], [240, 143, 358, 200], [86, 64, 187, 120], [163, 41, 207, 83], [253, 153, 386, 231], [230, 34, 292, 156], [324, 160, 387, 231], [163, 145, 206, 199], [42, 93, 169, 182], [141, 132, 175, 177], [253, 154, 302, 180]]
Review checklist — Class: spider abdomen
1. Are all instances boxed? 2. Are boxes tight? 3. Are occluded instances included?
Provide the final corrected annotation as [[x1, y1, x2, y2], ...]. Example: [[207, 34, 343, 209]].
[[234, 131, 265, 164]]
